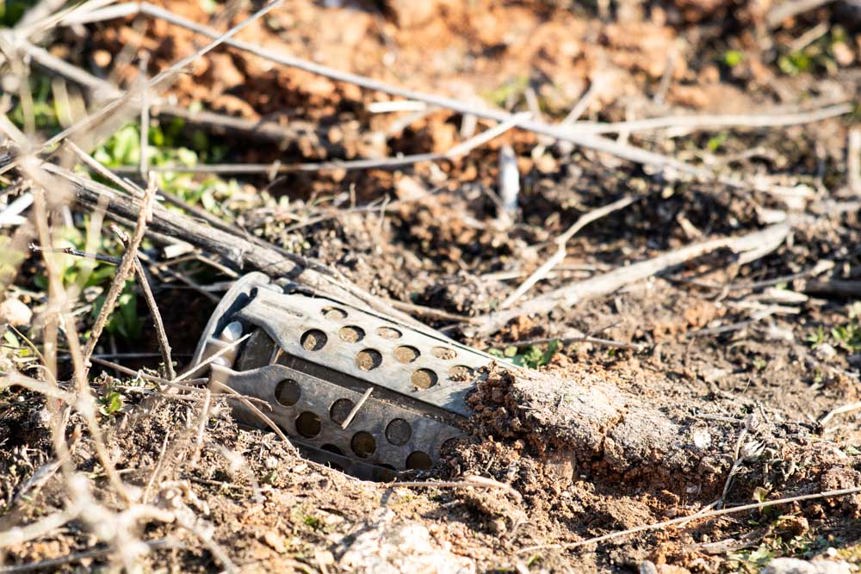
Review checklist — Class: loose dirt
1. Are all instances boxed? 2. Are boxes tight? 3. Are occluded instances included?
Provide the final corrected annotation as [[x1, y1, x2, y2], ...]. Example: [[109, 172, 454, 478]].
[[2, 0, 861, 572]]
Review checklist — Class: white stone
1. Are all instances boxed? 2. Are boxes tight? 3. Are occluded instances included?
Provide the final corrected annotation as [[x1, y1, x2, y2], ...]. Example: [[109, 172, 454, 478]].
[[0, 297, 32, 327]]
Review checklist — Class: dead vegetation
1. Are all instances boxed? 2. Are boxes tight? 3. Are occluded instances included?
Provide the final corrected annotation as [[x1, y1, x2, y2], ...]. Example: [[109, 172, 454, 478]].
[[1, 0, 861, 572]]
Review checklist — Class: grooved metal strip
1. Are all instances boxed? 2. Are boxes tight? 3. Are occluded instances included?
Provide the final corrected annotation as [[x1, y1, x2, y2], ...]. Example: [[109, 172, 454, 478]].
[[210, 363, 463, 471], [192, 272, 494, 477], [235, 287, 491, 416]]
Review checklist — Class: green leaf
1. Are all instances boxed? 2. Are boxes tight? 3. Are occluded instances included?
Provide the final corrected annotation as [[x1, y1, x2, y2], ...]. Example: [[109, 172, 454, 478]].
[[99, 390, 124, 416], [723, 50, 744, 67]]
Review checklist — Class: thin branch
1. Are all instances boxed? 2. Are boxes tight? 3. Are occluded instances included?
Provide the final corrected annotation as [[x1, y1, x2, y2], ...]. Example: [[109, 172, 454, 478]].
[[473, 224, 790, 337], [49, 163, 430, 327], [388, 474, 522, 503], [501, 196, 637, 309], [208, 380, 296, 452], [340, 387, 373, 430], [83, 182, 157, 367], [518, 485, 861, 552], [29, 244, 122, 265], [504, 333, 645, 351], [767, 0, 836, 28], [819, 401, 861, 426], [132, 255, 176, 379], [0, 539, 177, 574], [0, 509, 77, 548], [132, 2, 712, 181], [569, 102, 852, 135]]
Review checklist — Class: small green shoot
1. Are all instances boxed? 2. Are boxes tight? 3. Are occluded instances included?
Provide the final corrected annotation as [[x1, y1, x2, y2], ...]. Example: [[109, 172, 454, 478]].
[[99, 388, 125, 416], [778, 51, 812, 76], [482, 76, 529, 108], [706, 132, 728, 153], [489, 340, 559, 369], [805, 326, 827, 348], [831, 323, 861, 352], [303, 515, 323, 530], [722, 49, 744, 68]]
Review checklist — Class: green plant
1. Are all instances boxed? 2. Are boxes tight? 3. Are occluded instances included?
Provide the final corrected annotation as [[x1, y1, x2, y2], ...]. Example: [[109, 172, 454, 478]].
[[778, 51, 812, 76], [831, 323, 861, 352], [489, 340, 559, 369], [92, 122, 237, 218], [482, 76, 529, 108], [98, 388, 124, 416], [0, 1, 38, 28], [805, 326, 827, 348], [706, 132, 728, 153], [302, 514, 322, 530], [722, 49, 744, 68]]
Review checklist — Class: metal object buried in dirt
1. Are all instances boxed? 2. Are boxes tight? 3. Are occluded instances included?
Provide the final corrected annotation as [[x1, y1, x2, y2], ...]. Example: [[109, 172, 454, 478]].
[[191, 273, 493, 481]]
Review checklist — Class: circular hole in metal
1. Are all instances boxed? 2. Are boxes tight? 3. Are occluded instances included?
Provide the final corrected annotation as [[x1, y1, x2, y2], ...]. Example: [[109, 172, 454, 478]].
[[393, 345, 420, 363], [376, 326, 402, 340], [300, 329, 327, 351], [351, 431, 376, 458], [274, 378, 301, 406], [431, 346, 457, 360], [385, 418, 412, 446], [339, 325, 365, 343], [356, 349, 382, 371], [322, 307, 348, 320], [296, 411, 321, 438], [448, 365, 475, 381], [406, 451, 432, 470], [320, 444, 344, 456], [411, 368, 438, 389], [329, 398, 355, 425]]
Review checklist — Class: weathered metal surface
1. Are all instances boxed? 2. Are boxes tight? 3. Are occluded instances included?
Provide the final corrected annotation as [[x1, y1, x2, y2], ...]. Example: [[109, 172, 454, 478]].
[[192, 273, 492, 479]]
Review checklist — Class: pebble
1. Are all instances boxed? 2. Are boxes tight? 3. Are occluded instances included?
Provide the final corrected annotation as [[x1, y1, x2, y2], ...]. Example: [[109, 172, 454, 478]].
[[762, 557, 851, 574], [0, 297, 32, 327]]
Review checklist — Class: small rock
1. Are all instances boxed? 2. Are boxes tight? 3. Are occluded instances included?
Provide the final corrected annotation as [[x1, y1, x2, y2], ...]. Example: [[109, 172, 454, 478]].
[[832, 42, 854, 66], [761, 557, 851, 574], [0, 297, 32, 327], [815, 343, 837, 361], [340, 511, 475, 573], [262, 531, 287, 554], [92, 49, 112, 68], [692, 428, 712, 450]]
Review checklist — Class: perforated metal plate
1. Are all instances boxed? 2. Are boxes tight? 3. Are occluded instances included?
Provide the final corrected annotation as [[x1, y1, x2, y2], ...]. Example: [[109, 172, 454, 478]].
[[192, 273, 492, 480]]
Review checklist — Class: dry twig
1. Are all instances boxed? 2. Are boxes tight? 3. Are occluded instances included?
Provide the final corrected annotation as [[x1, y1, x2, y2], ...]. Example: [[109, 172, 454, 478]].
[[501, 196, 637, 309], [474, 224, 790, 336]]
